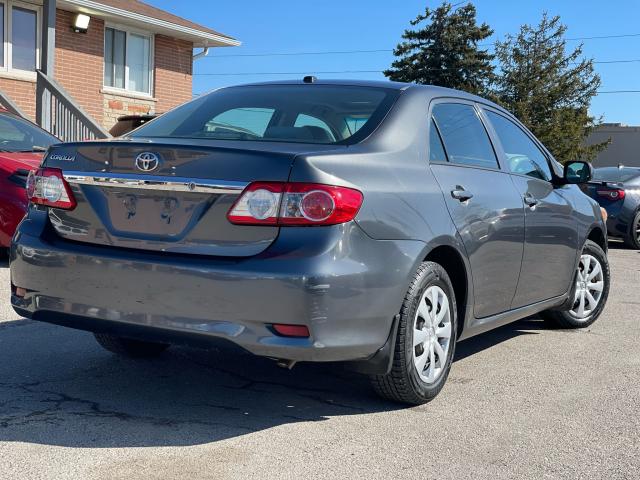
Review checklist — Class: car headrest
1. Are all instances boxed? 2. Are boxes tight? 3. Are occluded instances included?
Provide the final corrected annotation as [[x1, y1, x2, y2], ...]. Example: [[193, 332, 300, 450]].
[[303, 126, 333, 142], [263, 126, 315, 141], [263, 126, 333, 142]]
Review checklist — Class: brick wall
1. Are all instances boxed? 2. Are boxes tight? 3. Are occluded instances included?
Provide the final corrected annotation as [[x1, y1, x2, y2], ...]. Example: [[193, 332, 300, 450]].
[[54, 9, 105, 124], [0, 9, 195, 130], [0, 78, 36, 120], [103, 92, 155, 130], [154, 35, 193, 113]]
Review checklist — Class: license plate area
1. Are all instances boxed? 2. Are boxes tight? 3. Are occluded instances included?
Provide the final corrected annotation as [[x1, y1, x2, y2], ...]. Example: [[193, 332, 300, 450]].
[[106, 189, 212, 237]]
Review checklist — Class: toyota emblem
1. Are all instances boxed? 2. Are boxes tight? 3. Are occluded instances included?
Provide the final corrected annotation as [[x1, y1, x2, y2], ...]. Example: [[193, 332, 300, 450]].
[[135, 152, 160, 172]]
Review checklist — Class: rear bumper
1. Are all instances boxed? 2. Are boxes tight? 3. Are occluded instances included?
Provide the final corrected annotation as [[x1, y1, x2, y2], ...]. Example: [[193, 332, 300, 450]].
[[10, 211, 423, 363], [603, 201, 638, 238]]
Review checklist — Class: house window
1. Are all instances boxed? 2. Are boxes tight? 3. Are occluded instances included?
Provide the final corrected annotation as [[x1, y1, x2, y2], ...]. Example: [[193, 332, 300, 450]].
[[0, 1, 40, 74], [104, 26, 153, 95]]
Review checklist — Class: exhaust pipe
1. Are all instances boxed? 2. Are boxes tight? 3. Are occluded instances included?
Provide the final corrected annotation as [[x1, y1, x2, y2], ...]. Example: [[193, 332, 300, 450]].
[[275, 359, 297, 370]]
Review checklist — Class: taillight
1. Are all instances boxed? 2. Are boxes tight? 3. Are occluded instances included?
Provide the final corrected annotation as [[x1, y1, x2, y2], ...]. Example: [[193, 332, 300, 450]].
[[228, 182, 363, 226], [271, 324, 310, 338], [26, 167, 76, 210], [596, 188, 625, 201]]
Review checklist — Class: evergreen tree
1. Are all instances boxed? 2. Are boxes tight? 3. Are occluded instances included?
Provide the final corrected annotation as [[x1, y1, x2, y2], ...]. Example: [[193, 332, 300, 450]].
[[384, 2, 495, 96], [493, 14, 607, 162]]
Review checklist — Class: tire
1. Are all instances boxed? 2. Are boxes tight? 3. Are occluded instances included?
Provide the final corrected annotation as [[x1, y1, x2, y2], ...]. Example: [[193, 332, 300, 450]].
[[0, 247, 7, 260], [624, 211, 640, 250], [542, 240, 610, 329], [94, 333, 170, 358], [370, 261, 457, 405]]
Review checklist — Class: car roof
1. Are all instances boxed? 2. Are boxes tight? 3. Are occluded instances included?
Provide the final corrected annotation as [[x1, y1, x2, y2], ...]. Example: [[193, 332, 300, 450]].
[[224, 78, 486, 97], [232, 78, 411, 90], [214, 78, 506, 112]]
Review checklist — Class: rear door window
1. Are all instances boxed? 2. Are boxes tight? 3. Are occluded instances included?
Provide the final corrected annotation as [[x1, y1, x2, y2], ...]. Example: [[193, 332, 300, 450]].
[[432, 103, 499, 169], [429, 120, 448, 163], [594, 169, 640, 184], [485, 111, 552, 181]]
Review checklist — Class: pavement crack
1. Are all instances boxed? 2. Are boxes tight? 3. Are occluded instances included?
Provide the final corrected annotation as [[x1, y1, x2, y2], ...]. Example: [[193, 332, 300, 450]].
[[0, 319, 34, 331], [0, 384, 256, 432]]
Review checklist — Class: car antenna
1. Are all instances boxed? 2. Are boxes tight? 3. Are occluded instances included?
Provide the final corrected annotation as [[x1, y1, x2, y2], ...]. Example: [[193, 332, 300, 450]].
[[303, 75, 317, 84]]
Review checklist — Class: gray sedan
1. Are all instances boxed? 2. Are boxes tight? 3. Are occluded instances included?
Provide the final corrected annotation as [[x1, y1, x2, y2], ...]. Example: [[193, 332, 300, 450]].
[[11, 79, 610, 404]]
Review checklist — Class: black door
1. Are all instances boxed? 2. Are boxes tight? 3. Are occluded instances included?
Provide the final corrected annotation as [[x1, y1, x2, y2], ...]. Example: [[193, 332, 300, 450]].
[[429, 102, 525, 318]]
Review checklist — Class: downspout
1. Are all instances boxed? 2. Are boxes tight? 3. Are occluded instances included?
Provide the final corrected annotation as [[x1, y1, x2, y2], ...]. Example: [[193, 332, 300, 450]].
[[193, 47, 210, 61]]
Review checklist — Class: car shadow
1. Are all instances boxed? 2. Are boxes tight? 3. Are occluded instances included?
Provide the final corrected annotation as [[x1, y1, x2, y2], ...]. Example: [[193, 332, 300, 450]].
[[455, 315, 543, 361], [0, 315, 545, 449]]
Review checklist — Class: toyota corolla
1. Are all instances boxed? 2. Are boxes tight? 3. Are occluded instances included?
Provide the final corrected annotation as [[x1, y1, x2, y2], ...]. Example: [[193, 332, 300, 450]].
[[10, 80, 610, 404]]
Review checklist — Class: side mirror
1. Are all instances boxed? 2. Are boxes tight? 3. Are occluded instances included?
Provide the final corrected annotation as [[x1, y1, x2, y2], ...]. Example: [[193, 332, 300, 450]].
[[563, 161, 593, 184]]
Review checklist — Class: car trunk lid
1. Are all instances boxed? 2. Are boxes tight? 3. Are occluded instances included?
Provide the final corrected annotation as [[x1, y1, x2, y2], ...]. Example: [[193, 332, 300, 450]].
[[43, 140, 339, 257]]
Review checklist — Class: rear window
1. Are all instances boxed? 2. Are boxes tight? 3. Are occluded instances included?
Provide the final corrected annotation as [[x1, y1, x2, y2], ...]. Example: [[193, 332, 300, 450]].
[[593, 168, 640, 184], [0, 113, 58, 152], [131, 85, 399, 145]]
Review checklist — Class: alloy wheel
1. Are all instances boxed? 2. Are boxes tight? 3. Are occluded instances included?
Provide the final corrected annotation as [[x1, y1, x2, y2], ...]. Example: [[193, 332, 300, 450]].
[[413, 285, 452, 384], [569, 254, 605, 320]]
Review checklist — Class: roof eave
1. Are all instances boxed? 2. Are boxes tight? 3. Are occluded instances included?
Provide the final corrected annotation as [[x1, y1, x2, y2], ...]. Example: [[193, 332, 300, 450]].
[[58, 0, 241, 48]]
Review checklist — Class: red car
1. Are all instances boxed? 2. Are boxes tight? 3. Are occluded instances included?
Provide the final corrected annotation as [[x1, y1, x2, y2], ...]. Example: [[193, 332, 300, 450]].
[[0, 111, 59, 255]]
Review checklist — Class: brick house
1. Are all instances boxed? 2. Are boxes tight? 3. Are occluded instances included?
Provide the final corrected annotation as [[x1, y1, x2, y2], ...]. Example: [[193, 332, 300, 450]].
[[0, 0, 239, 138]]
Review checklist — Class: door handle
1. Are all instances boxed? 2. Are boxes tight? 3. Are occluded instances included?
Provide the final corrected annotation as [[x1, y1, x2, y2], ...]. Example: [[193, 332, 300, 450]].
[[523, 193, 539, 208], [451, 186, 473, 202]]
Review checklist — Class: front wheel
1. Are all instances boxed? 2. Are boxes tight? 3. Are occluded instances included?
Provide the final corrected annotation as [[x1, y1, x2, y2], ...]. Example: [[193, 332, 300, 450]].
[[543, 240, 610, 328], [370, 261, 457, 405], [624, 211, 640, 250]]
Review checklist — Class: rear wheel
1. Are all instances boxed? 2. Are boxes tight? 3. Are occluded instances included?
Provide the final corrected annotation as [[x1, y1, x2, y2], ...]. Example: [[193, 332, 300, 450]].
[[624, 211, 640, 249], [543, 240, 610, 328], [370, 262, 457, 405], [94, 333, 170, 358]]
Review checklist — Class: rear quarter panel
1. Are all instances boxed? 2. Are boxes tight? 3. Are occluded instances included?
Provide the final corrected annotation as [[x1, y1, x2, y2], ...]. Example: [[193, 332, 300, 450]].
[[289, 88, 459, 245], [0, 185, 28, 247], [288, 88, 473, 324]]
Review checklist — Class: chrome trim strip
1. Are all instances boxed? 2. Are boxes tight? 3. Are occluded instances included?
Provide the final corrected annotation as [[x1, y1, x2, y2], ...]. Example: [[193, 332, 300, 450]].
[[63, 172, 248, 194]]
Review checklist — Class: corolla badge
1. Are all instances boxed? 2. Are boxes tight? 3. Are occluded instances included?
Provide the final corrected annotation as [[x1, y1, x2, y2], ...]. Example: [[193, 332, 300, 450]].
[[135, 152, 160, 172], [49, 154, 76, 162]]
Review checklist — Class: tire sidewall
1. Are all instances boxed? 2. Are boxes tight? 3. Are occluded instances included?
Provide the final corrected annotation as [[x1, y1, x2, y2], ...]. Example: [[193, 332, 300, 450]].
[[567, 240, 610, 326], [627, 211, 640, 249], [403, 263, 458, 400]]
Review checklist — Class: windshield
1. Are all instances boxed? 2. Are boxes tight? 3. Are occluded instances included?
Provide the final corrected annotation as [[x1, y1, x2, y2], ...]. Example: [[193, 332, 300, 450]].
[[131, 85, 399, 145], [0, 113, 58, 152]]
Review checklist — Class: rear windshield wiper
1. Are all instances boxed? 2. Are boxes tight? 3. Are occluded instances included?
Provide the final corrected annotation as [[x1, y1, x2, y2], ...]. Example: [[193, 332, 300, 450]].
[[15, 146, 49, 153]]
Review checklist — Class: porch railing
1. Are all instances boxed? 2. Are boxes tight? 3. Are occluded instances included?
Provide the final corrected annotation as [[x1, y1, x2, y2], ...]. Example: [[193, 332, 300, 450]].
[[36, 70, 111, 142], [0, 89, 28, 118]]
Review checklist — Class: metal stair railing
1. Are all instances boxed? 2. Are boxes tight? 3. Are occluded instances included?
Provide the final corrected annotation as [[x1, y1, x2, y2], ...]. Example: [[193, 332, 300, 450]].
[[36, 70, 111, 142]]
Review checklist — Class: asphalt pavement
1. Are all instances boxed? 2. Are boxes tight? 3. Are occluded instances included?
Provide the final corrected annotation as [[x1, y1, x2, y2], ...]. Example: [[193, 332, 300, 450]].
[[0, 243, 639, 480]]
